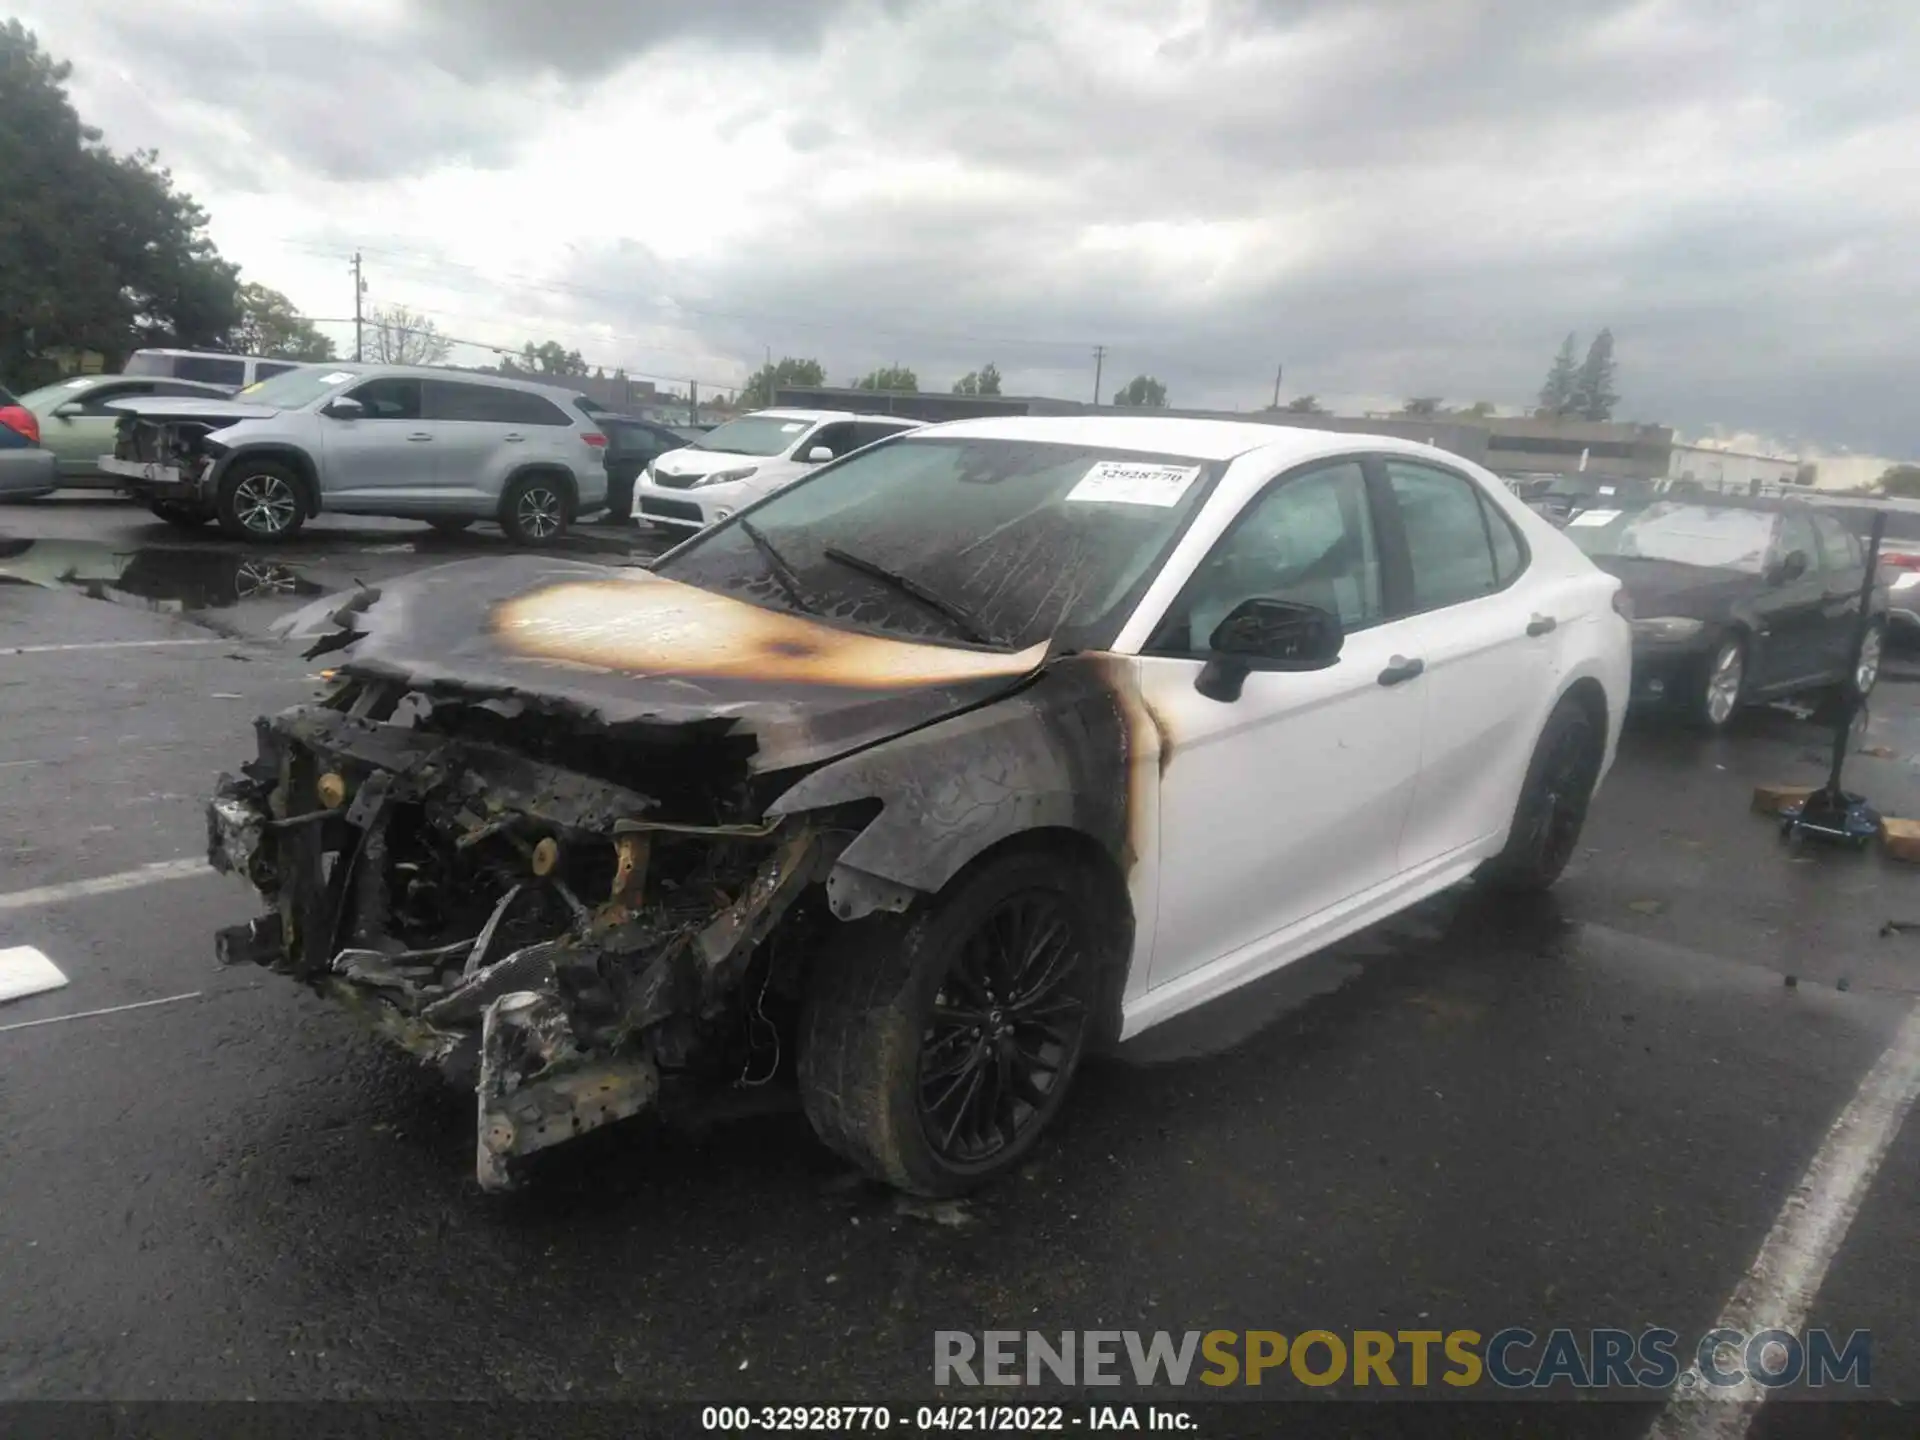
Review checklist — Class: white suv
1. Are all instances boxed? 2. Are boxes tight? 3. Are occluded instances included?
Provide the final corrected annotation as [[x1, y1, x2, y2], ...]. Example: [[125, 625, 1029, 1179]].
[[632, 408, 920, 531], [100, 364, 611, 542]]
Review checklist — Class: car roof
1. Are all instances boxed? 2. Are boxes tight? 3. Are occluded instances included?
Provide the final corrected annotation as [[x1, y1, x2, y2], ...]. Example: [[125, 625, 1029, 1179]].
[[281, 362, 600, 404], [909, 414, 1473, 466]]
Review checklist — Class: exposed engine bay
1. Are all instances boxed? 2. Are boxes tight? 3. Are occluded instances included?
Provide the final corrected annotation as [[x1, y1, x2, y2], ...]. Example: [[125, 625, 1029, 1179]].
[[208, 672, 878, 1190], [112, 412, 229, 487]]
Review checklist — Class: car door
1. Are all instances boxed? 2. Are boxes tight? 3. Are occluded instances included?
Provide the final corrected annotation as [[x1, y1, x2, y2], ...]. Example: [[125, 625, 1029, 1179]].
[[1136, 457, 1426, 989], [1812, 512, 1870, 678], [1750, 511, 1829, 690], [319, 376, 432, 506], [422, 380, 534, 509], [1375, 457, 1555, 872]]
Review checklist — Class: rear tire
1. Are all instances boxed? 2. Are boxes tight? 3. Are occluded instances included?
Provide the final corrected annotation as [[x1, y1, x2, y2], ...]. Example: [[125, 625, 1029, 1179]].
[[799, 849, 1117, 1196], [215, 461, 306, 540], [499, 473, 570, 545], [149, 500, 211, 530], [1484, 698, 1603, 893]]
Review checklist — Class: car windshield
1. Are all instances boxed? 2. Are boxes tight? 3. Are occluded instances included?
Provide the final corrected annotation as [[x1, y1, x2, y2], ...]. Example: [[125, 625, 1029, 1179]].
[[236, 366, 355, 409], [654, 436, 1223, 651], [1566, 502, 1776, 573], [690, 415, 815, 457], [17, 377, 102, 407]]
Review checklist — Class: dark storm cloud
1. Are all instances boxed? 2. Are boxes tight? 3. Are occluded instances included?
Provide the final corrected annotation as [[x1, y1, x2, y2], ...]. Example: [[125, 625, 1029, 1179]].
[[413, 0, 915, 82]]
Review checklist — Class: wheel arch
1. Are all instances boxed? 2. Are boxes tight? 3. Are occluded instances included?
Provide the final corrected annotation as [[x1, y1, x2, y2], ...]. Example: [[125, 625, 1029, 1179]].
[[503, 463, 578, 515], [217, 445, 321, 516]]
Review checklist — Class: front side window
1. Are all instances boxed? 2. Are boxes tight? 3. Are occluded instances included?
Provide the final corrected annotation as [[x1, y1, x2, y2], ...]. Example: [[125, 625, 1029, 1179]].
[[82, 381, 156, 411], [1812, 514, 1858, 573], [1147, 461, 1381, 655], [801, 422, 859, 460], [348, 378, 423, 421], [1778, 513, 1819, 571], [655, 437, 1223, 651], [1385, 460, 1501, 609]]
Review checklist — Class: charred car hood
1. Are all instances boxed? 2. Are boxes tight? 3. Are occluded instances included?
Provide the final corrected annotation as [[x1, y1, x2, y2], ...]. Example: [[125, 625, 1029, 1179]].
[[288, 556, 1050, 774], [105, 396, 280, 423]]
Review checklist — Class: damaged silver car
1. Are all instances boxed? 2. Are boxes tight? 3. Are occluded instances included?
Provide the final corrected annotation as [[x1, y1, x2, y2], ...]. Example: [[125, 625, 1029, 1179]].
[[207, 417, 1628, 1193]]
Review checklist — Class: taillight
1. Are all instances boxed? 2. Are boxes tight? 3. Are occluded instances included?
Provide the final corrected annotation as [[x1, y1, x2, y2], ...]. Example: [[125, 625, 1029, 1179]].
[[0, 405, 39, 445], [581, 432, 607, 448], [1611, 586, 1634, 620], [1878, 551, 1920, 570]]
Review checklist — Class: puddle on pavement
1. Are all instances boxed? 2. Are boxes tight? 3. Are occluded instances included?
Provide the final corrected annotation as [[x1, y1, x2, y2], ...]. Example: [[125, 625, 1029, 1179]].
[[0, 537, 323, 614]]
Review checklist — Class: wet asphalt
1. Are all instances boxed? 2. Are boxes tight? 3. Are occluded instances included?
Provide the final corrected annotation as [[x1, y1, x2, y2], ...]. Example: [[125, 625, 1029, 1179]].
[[0, 496, 1916, 1427]]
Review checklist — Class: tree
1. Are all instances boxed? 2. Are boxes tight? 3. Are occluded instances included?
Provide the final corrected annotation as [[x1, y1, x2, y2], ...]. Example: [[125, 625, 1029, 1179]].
[[0, 22, 241, 385], [741, 356, 825, 407], [364, 304, 450, 366], [1283, 394, 1326, 414], [1569, 328, 1619, 422], [1793, 462, 1819, 487], [1460, 400, 1496, 418], [1878, 464, 1920, 499], [513, 340, 586, 376], [1113, 374, 1168, 407], [952, 362, 1003, 396], [1537, 332, 1579, 417], [1401, 396, 1442, 417], [856, 364, 919, 392], [229, 282, 334, 360]]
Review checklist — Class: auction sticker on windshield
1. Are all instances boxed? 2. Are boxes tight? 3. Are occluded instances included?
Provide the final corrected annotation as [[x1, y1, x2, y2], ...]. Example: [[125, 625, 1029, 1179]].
[[1570, 509, 1622, 527], [1066, 461, 1203, 508]]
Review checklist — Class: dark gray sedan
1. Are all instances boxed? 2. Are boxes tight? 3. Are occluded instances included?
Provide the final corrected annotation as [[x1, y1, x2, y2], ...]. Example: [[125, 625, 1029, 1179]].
[[0, 384, 59, 501]]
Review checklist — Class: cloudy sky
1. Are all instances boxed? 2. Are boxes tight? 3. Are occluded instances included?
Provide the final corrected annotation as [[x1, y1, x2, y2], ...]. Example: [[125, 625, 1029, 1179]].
[[17, 0, 1920, 463]]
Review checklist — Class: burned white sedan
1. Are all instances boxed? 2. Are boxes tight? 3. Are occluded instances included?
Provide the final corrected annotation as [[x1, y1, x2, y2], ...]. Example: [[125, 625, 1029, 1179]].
[[208, 417, 1630, 1194]]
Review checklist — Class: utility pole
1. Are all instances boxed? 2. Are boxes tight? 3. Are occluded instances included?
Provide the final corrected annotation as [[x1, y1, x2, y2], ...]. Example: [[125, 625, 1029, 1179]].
[[690, 380, 699, 426], [1092, 345, 1106, 406], [1271, 363, 1283, 410], [351, 252, 365, 362]]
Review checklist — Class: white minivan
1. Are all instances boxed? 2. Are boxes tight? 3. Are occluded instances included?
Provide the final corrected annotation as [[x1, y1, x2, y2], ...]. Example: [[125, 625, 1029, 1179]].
[[632, 408, 920, 531], [123, 349, 306, 393]]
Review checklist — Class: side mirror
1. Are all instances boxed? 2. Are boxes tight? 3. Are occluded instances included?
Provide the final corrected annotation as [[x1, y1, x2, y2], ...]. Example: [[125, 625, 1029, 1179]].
[[52, 402, 82, 419], [322, 397, 364, 420], [804, 445, 835, 463], [1770, 549, 1809, 584], [1194, 597, 1344, 703]]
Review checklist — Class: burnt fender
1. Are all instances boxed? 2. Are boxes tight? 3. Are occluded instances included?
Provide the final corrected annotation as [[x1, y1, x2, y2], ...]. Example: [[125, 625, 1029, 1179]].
[[765, 655, 1146, 918]]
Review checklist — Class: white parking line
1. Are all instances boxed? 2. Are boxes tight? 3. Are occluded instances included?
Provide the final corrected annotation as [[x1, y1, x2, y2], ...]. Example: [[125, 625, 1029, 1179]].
[[1648, 1002, 1920, 1439], [0, 990, 205, 1035], [0, 638, 231, 656], [0, 858, 210, 913]]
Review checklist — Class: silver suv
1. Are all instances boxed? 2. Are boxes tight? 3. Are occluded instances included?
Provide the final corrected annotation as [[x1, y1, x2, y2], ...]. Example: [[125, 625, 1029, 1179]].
[[100, 363, 611, 543]]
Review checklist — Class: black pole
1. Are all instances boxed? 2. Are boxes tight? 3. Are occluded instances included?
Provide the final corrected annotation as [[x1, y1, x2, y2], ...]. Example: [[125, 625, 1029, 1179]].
[[1822, 509, 1885, 798]]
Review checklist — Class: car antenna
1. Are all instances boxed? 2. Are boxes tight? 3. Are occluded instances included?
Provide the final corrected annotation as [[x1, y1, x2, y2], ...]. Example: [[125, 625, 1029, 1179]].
[[1781, 509, 1885, 848]]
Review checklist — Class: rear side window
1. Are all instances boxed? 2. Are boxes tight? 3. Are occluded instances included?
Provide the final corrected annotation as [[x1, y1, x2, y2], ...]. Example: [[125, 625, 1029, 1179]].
[[175, 355, 247, 387], [426, 381, 570, 425], [1487, 496, 1525, 584], [849, 421, 912, 448], [254, 362, 298, 381], [1384, 459, 1504, 611]]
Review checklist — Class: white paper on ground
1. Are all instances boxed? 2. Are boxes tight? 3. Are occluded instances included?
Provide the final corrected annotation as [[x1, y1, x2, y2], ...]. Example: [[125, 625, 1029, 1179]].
[[0, 946, 70, 1004], [1065, 460, 1203, 508], [1569, 508, 1622, 527]]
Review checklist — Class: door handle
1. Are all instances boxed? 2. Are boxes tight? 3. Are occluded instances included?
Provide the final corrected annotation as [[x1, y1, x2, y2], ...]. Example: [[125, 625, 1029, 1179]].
[[1526, 614, 1557, 636], [502, 433, 526, 442], [1377, 656, 1425, 686], [407, 432, 433, 442]]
